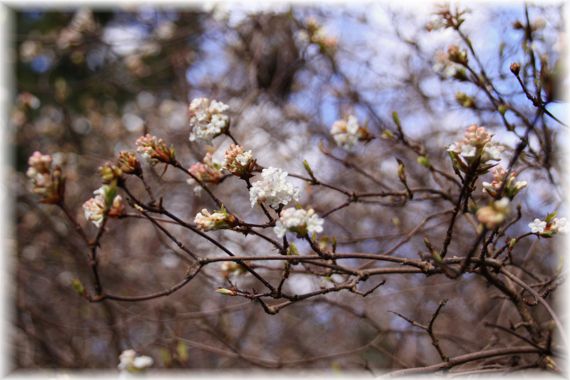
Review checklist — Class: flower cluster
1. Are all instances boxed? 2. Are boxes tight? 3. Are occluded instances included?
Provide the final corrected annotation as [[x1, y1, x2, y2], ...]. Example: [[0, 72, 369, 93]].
[[330, 115, 372, 150], [117, 151, 142, 176], [221, 261, 246, 278], [426, 5, 466, 31], [432, 50, 468, 80], [26, 151, 65, 204], [482, 166, 527, 199], [274, 207, 324, 238], [447, 44, 468, 65], [82, 185, 124, 228], [194, 207, 237, 231], [249, 167, 300, 209], [223, 144, 256, 178], [118, 349, 153, 373], [476, 197, 510, 229], [188, 153, 224, 185], [529, 214, 567, 237], [303, 18, 337, 54], [135, 134, 176, 164], [188, 98, 230, 143], [447, 125, 503, 174], [99, 162, 122, 184]]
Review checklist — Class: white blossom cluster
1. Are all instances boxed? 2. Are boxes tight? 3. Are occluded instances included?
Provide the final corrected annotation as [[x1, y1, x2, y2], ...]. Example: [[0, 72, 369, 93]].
[[249, 167, 300, 208], [188, 98, 230, 142], [330, 115, 364, 150], [482, 166, 527, 199], [223, 144, 255, 177], [274, 207, 324, 238], [118, 349, 153, 373], [447, 124, 503, 163], [194, 208, 235, 231], [529, 217, 567, 235], [26, 151, 54, 195], [476, 197, 510, 229], [82, 185, 124, 228]]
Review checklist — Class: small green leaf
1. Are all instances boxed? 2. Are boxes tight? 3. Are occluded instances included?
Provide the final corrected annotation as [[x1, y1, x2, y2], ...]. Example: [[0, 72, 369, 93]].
[[71, 279, 85, 296], [417, 155, 431, 168], [288, 243, 299, 256], [176, 341, 189, 362], [392, 111, 401, 127], [381, 130, 394, 140], [545, 211, 558, 223], [159, 348, 172, 367], [303, 160, 316, 181]]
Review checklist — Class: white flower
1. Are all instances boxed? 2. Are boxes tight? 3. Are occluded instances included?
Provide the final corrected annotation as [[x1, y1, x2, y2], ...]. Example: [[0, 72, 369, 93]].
[[529, 218, 547, 233], [221, 261, 246, 277], [482, 144, 503, 161], [82, 185, 124, 227], [552, 217, 567, 234], [223, 144, 256, 177], [274, 207, 324, 238], [448, 125, 502, 171], [514, 180, 527, 191], [82, 196, 105, 228], [249, 167, 300, 208], [494, 197, 510, 210], [446, 143, 459, 153], [460, 144, 477, 158], [476, 197, 510, 229], [118, 349, 153, 372], [236, 151, 253, 166], [188, 98, 230, 142], [133, 356, 154, 369], [194, 208, 236, 231], [330, 115, 370, 150]]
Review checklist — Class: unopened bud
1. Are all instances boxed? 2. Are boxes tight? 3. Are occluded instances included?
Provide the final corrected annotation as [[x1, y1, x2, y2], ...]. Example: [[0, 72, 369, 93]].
[[216, 288, 237, 296], [99, 162, 122, 184], [447, 45, 468, 65], [455, 92, 476, 108], [512, 20, 524, 30], [510, 62, 521, 75], [417, 155, 431, 168], [71, 279, 85, 296], [118, 151, 142, 176]]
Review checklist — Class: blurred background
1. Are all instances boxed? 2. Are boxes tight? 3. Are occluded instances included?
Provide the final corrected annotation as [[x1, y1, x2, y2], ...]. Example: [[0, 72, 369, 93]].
[[8, 1, 567, 372]]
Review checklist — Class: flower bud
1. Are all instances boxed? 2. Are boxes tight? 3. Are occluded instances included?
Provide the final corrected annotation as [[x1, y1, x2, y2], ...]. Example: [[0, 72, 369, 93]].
[[510, 62, 521, 75], [117, 151, 142, 176], [188, 152, 224, 184], [216, 288, 237, 296], [82, 184, 125, 228], [476, 197, 510, 229], [194, 207, 237, 231], [455, 92, 476, 108], [221, 261, 246, 277], [223, 144, 256, 179], [99, 162, 122, 184], [512, 20, 524, 30], [447, 45, 468, 65], [136, 134, 176, 164], [26, 151, 66, 204], [417, 155, 431, 168], [71, 278, 85, 296]]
